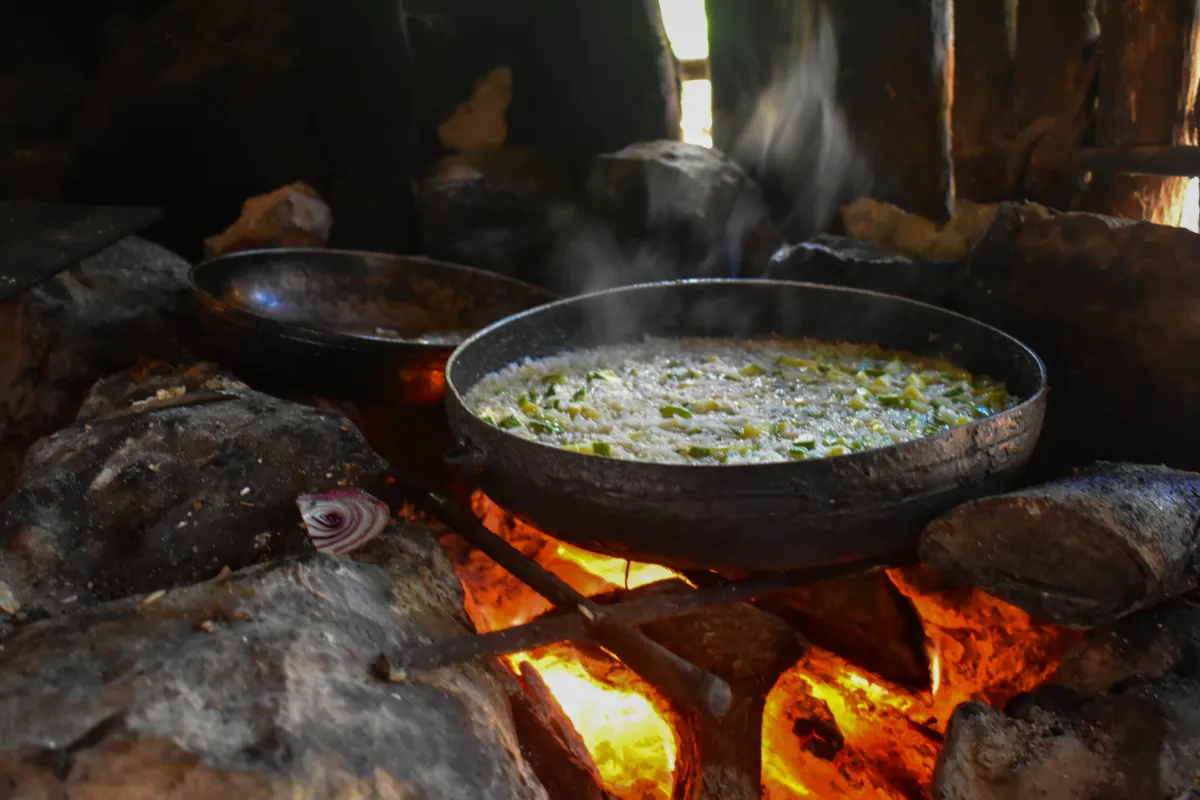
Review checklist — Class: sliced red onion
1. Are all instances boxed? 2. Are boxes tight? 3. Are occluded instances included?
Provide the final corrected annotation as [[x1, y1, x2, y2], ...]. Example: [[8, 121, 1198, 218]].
[[297, 487, 391, 555]]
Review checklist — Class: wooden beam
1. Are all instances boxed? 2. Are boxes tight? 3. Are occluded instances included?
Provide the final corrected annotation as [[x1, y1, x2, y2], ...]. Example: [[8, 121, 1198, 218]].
[[1081, 0, 1200, 224], [952, 0, 1017, 201], [1013, 0, 1098, 129]]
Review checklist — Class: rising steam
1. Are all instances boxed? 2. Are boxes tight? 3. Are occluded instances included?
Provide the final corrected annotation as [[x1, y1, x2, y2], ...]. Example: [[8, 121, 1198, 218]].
[[727, 0, 871, 242]]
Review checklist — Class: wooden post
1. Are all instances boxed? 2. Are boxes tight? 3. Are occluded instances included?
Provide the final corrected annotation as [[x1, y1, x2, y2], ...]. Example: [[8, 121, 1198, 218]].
[[952, 0, 1017, 201], [706, 0, 954, 224], [833, 0, 955, 221], [1082, 0, 1200, 224], [1012, 0, 1097, 130]]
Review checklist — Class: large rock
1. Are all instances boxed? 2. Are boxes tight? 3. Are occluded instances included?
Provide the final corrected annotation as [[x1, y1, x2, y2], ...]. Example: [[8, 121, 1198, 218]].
[[933, 602, 1200, 800], [581, 140, 779, 287], [0, 526, 548, 799], [0, 235, 191, 499], [0, 362, 387, 633], [416, 147, 572, 288]]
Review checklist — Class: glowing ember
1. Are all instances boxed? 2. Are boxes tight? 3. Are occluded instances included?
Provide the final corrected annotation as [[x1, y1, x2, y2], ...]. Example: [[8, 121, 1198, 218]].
[[444, 493, 1076, 800], [763, 648, 939, 799], [887, 566, 1081, 726], [510, 649, 677, 798], [453, 492, 681, 799]]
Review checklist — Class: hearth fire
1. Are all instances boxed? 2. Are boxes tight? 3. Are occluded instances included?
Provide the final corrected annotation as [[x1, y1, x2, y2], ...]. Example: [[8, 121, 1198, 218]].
[[444, 492, 1077, 799]]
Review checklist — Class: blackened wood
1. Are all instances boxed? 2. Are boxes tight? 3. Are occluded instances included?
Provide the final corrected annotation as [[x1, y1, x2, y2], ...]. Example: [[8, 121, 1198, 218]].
[[501, 663, 614, 800], [833, 0, 954, 221], [951, 0, 1016, 201], [921, 462, 1200, 628], [753, 572, 929, 686], [1076, 145, 1200, 177], [390, 555, 901, 672], [958, 202, 1200, 475], [1050, 599, 1200, 695], [382, 472, 734, 719], [1081, 0, 1200, 224], [634, 582, 807, 800]]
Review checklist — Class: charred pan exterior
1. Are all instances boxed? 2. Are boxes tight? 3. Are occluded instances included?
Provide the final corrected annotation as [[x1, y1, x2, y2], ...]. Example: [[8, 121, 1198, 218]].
[[445, 279, 1047, 573]]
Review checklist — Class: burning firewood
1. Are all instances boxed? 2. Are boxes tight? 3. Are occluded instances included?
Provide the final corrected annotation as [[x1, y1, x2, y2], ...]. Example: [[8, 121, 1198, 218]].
[[920, 462, 1200, 628]]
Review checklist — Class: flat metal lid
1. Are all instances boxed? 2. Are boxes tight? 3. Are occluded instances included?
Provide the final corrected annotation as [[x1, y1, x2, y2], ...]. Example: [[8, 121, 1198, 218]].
[[0, 201, 163, 302]]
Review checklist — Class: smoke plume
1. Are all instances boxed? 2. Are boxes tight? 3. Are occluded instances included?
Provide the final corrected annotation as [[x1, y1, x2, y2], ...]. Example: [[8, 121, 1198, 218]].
[[727, 0, 871, 242]]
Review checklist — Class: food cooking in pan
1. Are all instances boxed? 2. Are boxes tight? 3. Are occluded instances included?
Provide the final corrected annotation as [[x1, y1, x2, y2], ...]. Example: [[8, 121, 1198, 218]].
[[463, 337, 1017, 464]]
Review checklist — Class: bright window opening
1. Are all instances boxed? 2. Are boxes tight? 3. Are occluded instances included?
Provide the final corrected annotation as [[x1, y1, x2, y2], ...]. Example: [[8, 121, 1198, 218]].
[[658, 0, 713, 147]]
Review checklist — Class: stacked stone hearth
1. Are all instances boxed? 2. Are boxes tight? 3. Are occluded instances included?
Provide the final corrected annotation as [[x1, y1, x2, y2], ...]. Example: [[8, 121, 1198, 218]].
[[6, 200, 1200, 799]]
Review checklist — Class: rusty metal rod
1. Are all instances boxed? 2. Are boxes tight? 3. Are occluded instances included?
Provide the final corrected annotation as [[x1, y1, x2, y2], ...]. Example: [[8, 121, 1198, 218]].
[[390, 552, 906, 673], [381, 471, 734, 719]]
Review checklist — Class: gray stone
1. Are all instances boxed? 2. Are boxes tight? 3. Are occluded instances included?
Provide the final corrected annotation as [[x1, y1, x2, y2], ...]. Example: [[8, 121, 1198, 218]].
[[0, 235, 191, 498], [583, 140, 779, 286], [0, 527, 548, 799], [0, 362, 386, 633], [416, 146, 572, 288]]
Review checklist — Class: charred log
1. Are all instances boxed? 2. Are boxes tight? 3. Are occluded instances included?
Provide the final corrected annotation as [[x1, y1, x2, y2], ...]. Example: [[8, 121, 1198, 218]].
[[633, 581, 807, 800], [1081, 0, 1200, 224], [502, 663, 614, 800], [0, 527, 549, 798], [1050, 599, 1200, 695], [958, 202, 1200, 475], [934, 601, 1200, 800], [752, 571, 929, 686], [920, 462, 1200, 628]]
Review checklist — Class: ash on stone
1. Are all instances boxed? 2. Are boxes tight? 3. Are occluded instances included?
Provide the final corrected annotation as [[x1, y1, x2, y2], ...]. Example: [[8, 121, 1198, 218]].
[[0, 362, 387, 632], [0, 525, 548, 800]]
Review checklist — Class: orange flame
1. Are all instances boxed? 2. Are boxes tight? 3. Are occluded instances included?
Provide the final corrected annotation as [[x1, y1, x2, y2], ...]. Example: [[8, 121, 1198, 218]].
[[451, 492, 681, 799], [444, 494, 1076, 799]]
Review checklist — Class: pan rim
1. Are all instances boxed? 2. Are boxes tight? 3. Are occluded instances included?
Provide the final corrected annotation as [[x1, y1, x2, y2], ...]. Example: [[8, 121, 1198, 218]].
[[187, 247, 559, 353], [444, 277, 1049, 472]]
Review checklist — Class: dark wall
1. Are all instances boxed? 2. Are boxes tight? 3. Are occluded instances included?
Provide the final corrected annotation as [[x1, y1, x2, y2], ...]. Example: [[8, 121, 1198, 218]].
[[0, 0, 678, 262]]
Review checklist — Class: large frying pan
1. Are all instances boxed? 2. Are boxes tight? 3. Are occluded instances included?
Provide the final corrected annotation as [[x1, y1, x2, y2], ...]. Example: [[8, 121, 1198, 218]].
[[444, 279, 1047, 573]]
